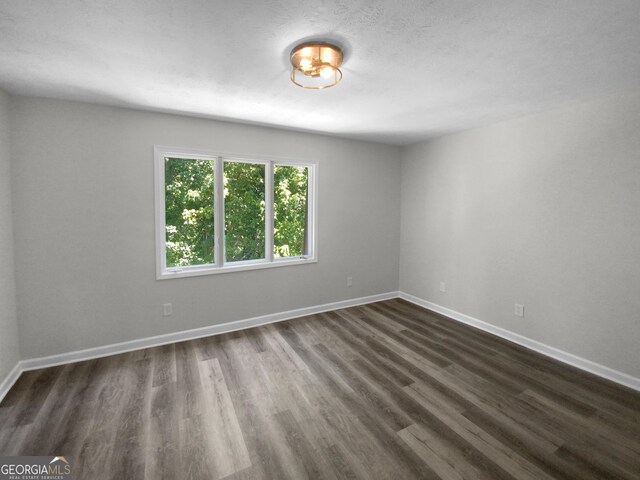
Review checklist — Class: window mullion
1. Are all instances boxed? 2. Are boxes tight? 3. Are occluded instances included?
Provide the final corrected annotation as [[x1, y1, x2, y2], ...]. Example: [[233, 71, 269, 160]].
[[156, 152, 168, 275], [214, 156, 225, 267], [265, 161, 274, 263]]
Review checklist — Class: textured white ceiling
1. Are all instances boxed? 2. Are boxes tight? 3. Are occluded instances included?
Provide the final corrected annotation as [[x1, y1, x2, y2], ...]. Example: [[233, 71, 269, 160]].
[[1, 0, 639, 145]]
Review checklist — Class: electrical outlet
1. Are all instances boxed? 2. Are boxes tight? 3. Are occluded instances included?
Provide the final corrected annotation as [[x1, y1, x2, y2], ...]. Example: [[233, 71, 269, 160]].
[[514, 303, 524, 317], [163, 303, 173, 316], [347, 276, 353, 287], [439, 281, 446, 292]]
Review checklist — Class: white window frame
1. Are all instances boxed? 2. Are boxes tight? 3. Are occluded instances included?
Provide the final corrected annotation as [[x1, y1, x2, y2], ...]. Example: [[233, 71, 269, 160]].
[[154, 146, 318, 279]]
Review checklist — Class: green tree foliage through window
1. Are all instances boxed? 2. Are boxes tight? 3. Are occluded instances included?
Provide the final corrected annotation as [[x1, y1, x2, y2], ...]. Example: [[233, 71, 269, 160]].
[[224, 161, 266, 262], [164, 157, 215, 267], [163, 156, 311, 269], [274, 165, 308, 257]]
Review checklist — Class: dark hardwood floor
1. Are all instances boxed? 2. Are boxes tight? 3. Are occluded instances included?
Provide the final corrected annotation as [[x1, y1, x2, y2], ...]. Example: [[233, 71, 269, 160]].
[[1, 299, 639, 479]]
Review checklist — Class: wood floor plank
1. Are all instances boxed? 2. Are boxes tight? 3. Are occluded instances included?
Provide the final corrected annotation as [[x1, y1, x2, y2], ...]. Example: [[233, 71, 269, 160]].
[[1, 299, 639, 479], [312, 343, 414, 432], [324, 443, 360, 479], [214, 334, 298, 479], [398, 423, 495, 480], [179, 415, 215, 480], [18, 360, 95, 455], [144, 383, 179, 480], [276, 323, 440, 479], [325, 311, 416, 387], [404, 382, 555, 480], [273, 409, 335, 480], [197, 357, 251, 478], [151, 343, 176, 387], [13, 366, 64, 427]]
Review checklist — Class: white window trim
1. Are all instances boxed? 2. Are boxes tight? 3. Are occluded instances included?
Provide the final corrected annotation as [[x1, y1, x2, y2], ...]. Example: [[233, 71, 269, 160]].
[[154, 145, 318, 280]]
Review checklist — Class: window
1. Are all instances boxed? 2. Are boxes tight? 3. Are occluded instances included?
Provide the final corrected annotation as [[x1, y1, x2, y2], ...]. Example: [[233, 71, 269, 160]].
[[154, 146, 317, 278]]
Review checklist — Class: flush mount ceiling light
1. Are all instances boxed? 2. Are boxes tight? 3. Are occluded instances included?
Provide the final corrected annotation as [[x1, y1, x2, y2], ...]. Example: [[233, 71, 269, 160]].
[[290, 42, 344, 89]]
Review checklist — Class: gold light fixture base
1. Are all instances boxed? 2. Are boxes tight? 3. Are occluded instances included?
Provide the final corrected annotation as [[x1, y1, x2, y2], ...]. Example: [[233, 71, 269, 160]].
[[290, 42, 344, 89]]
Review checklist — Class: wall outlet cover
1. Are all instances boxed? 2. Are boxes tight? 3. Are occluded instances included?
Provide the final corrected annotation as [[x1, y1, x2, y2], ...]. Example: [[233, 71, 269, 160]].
[[514, 303, 524, 317]]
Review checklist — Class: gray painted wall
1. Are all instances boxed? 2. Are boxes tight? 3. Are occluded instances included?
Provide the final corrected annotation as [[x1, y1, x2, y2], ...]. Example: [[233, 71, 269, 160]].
[[0, 90, 20, 381], [4, 90, 639, 384], [400, 91, 640, 378], [10, 97, 401, 359]]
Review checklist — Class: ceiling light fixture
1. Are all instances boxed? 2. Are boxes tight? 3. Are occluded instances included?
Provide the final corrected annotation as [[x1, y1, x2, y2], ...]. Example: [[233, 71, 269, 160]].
[[290, 42, 343, 90]]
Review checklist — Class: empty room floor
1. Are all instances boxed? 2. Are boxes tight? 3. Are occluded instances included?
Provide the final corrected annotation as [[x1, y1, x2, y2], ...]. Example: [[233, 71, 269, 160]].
[[1, 299, 639, 479]]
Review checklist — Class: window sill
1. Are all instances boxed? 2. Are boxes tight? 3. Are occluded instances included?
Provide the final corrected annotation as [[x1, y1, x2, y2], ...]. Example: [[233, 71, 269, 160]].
[[157, 257, 317, 280]]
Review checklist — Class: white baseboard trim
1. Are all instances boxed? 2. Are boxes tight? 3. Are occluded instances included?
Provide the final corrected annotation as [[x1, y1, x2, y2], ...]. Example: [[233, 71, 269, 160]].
[[0, 362, 22, 404], [398, 291, 640, 392], [3, 289, 638, 403], [18, 291, 398, 373]]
